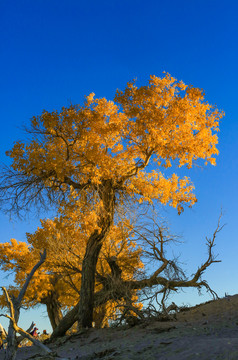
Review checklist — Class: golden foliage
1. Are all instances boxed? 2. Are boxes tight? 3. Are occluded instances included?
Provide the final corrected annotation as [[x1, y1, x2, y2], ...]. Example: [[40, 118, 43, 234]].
[[0, 212, 143, 324], [6, 73, 223, 217]]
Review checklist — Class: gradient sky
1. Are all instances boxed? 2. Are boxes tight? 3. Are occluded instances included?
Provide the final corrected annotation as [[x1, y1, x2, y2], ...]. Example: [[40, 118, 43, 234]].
[[0, 0, 237, 333]]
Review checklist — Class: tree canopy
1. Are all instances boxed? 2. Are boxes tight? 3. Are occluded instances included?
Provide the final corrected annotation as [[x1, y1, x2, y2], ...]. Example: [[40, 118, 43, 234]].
[[1, 74, 222, 215]]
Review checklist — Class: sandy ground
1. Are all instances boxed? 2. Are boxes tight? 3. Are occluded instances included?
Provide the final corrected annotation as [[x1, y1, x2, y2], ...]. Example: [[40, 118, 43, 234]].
[[1, 294, 238, 359]]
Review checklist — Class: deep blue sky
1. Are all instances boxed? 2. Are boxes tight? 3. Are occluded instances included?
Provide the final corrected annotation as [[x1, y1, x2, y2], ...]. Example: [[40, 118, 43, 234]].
[[0, 0, 237, 333]]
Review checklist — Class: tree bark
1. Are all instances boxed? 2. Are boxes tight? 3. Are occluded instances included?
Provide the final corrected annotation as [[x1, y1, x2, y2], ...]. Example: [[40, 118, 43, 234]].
[[78, 236, 103, 328], [49, 180, 116, 337], [78, 181, 115, 328], [16, 322, 34, 345], [43, 291, 63, 330], [4, 323, 18, 360], [51, 302, 79, 338]]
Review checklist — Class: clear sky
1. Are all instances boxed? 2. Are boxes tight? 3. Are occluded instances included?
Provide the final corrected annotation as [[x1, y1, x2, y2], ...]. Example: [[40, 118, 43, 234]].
[[0, 0, 237, 333]]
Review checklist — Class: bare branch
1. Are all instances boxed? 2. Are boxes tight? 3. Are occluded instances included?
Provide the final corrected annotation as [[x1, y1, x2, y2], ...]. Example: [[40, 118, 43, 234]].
[[16, 321, 35, 345], [2, 287, 15, 319], [0, 306, 51, 353], [17, 249, 46, 304], [1, 250, 48, 359], [117, 148, 154, 186]]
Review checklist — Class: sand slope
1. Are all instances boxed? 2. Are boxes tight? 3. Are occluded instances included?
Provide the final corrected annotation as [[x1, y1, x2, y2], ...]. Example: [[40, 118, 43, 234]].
[[1, 294, 238, 360]]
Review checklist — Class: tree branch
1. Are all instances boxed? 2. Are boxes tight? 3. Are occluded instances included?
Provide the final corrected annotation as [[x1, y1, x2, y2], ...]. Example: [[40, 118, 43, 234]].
[[17, 249, 46, 304], [2, 287, 15, 319], [0, 312, 51, 353]]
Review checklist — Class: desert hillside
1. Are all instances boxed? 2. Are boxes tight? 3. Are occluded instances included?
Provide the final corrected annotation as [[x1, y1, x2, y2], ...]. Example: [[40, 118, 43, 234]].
[[1, 294, 238, 360]]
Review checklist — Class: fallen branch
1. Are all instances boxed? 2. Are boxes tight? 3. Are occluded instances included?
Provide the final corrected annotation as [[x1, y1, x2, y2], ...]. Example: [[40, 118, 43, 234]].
[[16, 321, 35, 345]]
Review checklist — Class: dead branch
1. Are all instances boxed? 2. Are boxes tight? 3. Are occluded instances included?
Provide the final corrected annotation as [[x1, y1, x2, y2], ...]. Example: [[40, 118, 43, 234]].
[[0, 311, 51, 353], [94, 215, 222, 320], [17, 249, 46, 304], [1, 250, 48, 360], [51, 214, 223, 337], [16, 321, 35, 345]]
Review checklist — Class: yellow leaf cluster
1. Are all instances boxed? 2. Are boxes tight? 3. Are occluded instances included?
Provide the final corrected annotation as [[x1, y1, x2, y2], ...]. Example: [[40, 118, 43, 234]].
[[0, 211, 143, 318], [6, 73, 223, 214]]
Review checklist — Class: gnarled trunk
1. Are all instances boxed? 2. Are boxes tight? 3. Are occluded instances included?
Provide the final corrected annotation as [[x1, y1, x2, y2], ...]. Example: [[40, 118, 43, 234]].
[[43, 291, 63, 330], [51, 301, 79, 338], [51, 181, 115, 335], [78, 181, 115, 328], [78, 236, 103, 328]]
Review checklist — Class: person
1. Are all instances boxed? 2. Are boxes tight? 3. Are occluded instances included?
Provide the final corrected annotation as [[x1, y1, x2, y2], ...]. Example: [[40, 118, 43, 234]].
[[30, 327, 39, 338]]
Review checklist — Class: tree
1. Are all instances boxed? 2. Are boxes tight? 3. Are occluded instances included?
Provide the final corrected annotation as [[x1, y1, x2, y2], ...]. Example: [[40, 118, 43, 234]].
[[0, 73, 224, 328], [0, 211, 143, 329]]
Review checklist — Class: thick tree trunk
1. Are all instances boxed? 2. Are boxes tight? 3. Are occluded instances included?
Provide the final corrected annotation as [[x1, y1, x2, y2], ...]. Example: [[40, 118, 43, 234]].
[[51, 301, 79, 338], [44, 292, 63, 330], [51, 231, 109, 335], [78, 181, 115, 328], [51, 181, 115, 335], [78, 237, 103, 328]]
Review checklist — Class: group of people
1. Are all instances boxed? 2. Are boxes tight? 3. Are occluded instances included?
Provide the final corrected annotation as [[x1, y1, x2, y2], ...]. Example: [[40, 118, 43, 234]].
[[29, 325, 48, 339], [0, 322, 49, 350]]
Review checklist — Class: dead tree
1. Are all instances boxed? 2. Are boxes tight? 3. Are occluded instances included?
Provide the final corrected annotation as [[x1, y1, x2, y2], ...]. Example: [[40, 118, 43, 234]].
[[119, 214, 223, 316], [0, 250, 52, 360]]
